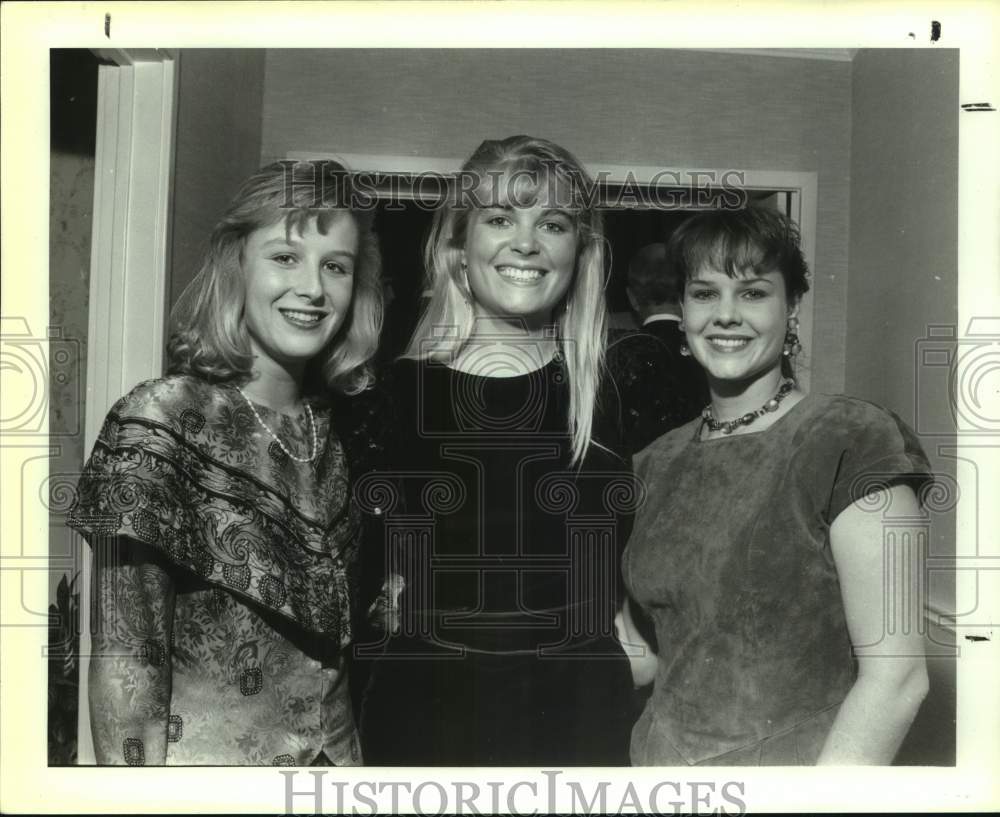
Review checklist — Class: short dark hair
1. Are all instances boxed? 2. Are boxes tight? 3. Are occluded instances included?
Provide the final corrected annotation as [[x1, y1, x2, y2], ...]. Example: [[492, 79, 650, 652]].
[[665, 205, 811, 303]]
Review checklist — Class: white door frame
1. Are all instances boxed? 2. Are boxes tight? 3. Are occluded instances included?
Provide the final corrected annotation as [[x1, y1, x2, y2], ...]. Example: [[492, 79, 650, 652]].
[[78, 48, 177, 765], [286, 151, 818, 393]]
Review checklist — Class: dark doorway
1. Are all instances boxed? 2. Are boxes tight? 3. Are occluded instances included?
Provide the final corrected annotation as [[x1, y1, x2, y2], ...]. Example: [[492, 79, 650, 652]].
[[373, 202, 435, 361], [366, 183, 785, 349]]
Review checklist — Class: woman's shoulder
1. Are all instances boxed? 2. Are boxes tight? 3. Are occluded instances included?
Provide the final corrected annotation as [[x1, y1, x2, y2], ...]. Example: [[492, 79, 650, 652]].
[[386, 355, 461, 400], [111, 374, 228, 423], [796, 394, 932, 518], [787, 393, 930, 481], [632, 415, 701, 469], [386, 355, 425, 384], [120, 373, 214, 399], [793, 393, 920, 446], [803, 392, 896, 419]]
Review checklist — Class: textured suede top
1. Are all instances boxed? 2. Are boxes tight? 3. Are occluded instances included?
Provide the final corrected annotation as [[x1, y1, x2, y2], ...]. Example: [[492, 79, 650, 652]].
[[624, 393, 932, 765]]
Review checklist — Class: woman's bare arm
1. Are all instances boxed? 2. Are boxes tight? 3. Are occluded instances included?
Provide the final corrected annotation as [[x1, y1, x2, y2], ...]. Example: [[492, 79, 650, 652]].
[[817, 484, 929, 764], [615, 597, 659, 688]]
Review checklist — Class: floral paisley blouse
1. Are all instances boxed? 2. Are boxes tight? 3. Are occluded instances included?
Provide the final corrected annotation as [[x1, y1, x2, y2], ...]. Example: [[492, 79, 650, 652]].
[[68, 375, 363, 766]]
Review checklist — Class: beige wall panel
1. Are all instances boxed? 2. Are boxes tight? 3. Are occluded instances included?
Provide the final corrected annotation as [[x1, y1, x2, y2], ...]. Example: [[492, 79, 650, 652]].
[[262, 49, 851, 394]]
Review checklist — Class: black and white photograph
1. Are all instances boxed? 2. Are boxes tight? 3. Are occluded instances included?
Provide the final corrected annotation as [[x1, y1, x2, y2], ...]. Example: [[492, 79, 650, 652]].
[[1, 1, 998, 813]]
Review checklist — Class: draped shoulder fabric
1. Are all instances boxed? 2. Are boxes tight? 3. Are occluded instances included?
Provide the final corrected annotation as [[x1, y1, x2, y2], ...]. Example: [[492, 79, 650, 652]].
[[69, 375, 359, 643], [68, 375, 364, 765]]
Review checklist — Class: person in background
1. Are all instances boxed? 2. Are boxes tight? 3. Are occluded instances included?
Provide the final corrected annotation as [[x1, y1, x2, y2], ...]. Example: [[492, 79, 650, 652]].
[[358, 134, 636, 766], [608, 241, 708, 453], [68, 160, 382, 765], [617, 205, 931, 765]]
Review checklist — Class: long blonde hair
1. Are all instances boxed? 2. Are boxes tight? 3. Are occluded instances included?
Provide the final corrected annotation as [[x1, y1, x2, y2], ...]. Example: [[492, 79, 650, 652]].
[[167, 160, 383, 396], [403, 135, 607, 464]]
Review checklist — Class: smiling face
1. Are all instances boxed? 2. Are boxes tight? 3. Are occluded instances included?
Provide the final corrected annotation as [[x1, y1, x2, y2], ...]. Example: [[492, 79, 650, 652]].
[[242, 214, 358, 383], [682, 265, 797, 388], [461, 175, 579, 329]]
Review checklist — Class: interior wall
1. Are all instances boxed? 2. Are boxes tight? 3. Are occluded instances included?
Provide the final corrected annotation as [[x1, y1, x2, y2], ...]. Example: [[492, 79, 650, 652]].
[[847, 49, 959, 611], [49, 50, 98, 604], [261, 48, 851, 395], [169, 49, 266, 310], [49, 150, 93, 603], [48, 49, 100, 764], [847, 50, 959, 410]]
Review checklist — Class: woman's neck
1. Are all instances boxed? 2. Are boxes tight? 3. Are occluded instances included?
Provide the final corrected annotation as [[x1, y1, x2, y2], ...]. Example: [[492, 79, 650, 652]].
[[240, 364, 305, 416], [708, 368, 792, 421], [450, 315, 559, 376]]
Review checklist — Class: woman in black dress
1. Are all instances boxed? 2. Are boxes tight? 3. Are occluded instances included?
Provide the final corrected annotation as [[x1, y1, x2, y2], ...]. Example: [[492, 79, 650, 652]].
[[359, 135, 636, 765]]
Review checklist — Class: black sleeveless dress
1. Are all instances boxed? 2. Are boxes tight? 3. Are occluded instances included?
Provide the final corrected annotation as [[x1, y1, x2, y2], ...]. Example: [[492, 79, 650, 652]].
[[358, 357, 637, 765]]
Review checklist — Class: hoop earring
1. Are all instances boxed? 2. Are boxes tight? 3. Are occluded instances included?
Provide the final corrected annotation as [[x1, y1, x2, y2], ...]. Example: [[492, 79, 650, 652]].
[[783, 316, 802, 359]]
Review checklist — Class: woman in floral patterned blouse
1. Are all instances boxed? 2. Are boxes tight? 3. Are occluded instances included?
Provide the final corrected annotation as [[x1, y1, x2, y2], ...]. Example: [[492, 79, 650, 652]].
[[69, 160, 382, 765]]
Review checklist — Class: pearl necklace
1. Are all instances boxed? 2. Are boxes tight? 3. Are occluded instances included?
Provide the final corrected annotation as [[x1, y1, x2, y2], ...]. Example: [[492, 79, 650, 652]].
[[701, 379, 795, 436], [236, 387, 318, 463]]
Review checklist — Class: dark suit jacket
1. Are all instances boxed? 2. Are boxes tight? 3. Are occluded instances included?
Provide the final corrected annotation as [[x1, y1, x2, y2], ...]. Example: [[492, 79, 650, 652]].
[[606, 318, 709, 454]]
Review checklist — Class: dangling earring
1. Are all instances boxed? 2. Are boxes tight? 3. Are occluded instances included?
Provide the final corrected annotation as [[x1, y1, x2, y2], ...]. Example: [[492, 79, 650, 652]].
[[678, 320, 691, 356], [459, 259, 471, 303], [783, 316, 802, 359]]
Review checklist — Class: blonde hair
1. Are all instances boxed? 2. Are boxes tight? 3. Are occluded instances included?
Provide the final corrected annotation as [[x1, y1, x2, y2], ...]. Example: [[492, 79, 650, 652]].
[[166, 160, 383, 396], [403, 135, 607, 464]]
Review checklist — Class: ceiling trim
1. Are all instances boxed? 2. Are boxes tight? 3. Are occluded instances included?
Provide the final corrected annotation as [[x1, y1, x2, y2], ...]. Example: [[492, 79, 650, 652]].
[[693, 48, 857, 62]]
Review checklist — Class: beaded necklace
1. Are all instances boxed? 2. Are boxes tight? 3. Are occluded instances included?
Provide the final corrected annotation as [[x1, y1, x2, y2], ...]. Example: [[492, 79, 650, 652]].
[[236, 387, 318, 463], [701, 379, 795, 436]]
